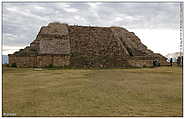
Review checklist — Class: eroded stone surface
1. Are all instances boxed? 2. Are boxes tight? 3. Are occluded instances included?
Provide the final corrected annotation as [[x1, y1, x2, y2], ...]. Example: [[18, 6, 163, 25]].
[[8, 22, 169, 68]]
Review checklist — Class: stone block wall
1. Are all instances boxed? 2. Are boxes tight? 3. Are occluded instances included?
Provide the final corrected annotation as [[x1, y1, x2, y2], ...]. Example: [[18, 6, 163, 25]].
[[36, 55, 53, 67], [127, 59, 170, 67], [39, 35, 70, 54], [8, 54, 70, 68], [53, 55, 70, 67], [9, 54, 15, 64], [39, 23, 70, 54], [127, 56, 170, 67], [69, 26, 129, 68], [127, 60, 154, 67], [9, 55, 36, 68]]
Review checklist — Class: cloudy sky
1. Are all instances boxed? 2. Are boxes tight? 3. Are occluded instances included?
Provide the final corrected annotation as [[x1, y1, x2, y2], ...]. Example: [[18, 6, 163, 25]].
[[2, 2, 182, 55]]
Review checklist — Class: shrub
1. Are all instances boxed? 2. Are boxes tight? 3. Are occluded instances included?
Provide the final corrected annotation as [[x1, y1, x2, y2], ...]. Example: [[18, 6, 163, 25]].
[[11, 63, 17, 67], [48, 64, 53, 68]]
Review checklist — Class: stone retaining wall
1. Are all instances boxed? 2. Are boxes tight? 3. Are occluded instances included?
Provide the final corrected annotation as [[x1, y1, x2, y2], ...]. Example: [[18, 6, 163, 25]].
[[9, 54, 70, 68], [127, 59, 170, 67]]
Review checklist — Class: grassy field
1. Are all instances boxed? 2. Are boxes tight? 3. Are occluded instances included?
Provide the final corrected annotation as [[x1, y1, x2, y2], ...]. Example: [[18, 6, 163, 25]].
[[3, 66, 182, 117]]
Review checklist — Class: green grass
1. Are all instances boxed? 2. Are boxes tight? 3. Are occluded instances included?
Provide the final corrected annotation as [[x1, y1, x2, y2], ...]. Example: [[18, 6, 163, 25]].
[[3, 66, 182, 117]]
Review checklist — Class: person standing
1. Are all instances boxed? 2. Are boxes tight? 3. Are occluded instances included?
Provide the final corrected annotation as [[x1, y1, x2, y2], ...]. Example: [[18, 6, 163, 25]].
[[177, 56, 181, 66], [170, 58, 173, 66]]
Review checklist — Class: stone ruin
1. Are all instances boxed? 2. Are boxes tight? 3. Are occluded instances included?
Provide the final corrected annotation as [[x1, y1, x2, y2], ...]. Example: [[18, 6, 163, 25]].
[[8, 22, 169, 68]]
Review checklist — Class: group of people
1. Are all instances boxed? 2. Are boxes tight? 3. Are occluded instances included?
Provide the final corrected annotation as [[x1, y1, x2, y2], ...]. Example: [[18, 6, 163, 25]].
[[153, 59, 160, 67], [153, 56, 183, 67], [169, 56, 183, 66]]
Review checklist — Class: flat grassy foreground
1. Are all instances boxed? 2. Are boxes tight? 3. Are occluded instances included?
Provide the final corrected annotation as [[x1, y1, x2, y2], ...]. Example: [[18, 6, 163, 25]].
[[3, 66, 182, 117]]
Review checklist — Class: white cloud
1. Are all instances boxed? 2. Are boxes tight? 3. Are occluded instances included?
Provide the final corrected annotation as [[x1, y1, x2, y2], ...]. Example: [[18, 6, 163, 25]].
[[6, 7, 17, 12], [34, 6, 45, 10], [2, 2, 181, 55], [3, 33, 17, 41], [130, 29, 180, 55], [2, 46, 25, 55], [56, 3, 79, 13], [125, 16, 134, 20], [63, 8, 78, 12], [87, 3, 102, 8], [114, 17, 123, 22]]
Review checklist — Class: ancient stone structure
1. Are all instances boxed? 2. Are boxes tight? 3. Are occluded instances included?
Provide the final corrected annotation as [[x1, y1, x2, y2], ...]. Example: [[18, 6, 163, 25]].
[[8, 22, 169, 68]]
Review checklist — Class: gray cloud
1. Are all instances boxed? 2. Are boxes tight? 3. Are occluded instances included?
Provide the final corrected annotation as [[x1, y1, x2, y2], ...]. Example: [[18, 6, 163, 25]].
[[2, 2, 181, 48]]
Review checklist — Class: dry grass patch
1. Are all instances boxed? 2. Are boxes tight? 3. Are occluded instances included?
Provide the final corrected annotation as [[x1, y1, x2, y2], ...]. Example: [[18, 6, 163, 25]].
[[3, 66, 182, 116]]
